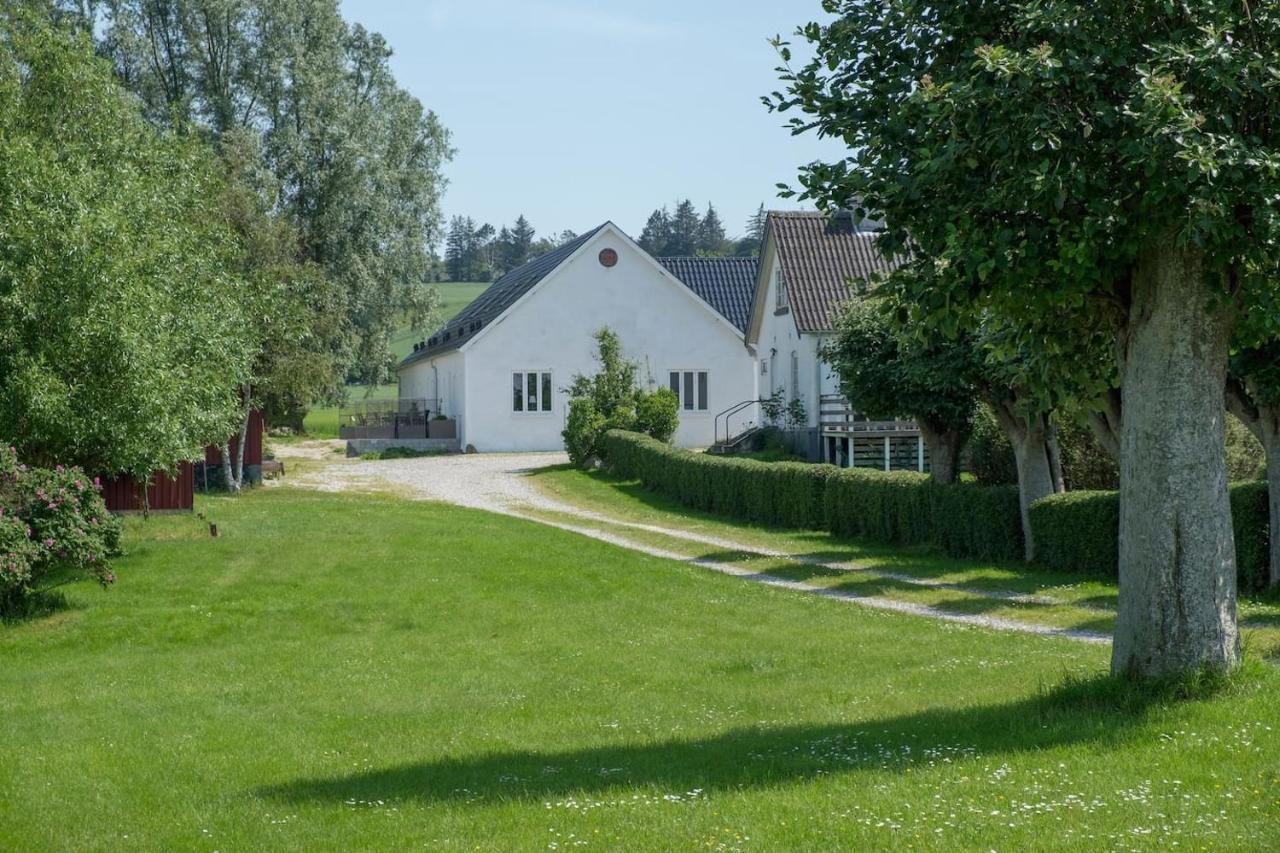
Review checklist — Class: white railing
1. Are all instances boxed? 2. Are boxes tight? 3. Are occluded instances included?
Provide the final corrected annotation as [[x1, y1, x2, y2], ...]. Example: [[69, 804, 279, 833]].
[[818, 395, 919, 435]]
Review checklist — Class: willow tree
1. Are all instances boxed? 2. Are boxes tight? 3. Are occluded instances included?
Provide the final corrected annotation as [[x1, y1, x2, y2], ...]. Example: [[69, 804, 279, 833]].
[[0, 11, 254, 479], [772, 1, 1280, 677], [61, 0, 453, 387]]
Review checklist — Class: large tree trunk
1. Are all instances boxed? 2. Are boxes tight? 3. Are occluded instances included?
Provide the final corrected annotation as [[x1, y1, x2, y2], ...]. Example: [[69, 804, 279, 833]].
[[917, 418, 964, 485], [1046, 422, 1066, 493], [988, 396, 1061, 562], [1112, 239, 1238, 678], [1087, 388, 1123, 461]]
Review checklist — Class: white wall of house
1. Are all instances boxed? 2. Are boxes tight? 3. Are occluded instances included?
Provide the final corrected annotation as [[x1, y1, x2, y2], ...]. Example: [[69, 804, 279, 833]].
[[398, 350, 466, 433], [753, 245, 823, 429], [401, 226, 758, 452]]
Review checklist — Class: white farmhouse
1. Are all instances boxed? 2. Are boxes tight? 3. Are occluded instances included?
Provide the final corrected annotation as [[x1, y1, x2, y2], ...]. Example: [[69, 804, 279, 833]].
[[397, 222, 761, 452], [745, 211, 927, 471]]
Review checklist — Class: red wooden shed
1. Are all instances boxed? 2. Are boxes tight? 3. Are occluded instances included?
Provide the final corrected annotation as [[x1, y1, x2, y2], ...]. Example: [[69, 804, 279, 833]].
[[100, 410, 265, 513], [204, 409, 265, 484], [100, 463, 195, 513]]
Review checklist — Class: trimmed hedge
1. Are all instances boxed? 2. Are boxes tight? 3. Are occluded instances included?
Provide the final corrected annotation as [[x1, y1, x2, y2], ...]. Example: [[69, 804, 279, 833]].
[[1029, 482, 1272, 592], [600, 430, 1024, 562]]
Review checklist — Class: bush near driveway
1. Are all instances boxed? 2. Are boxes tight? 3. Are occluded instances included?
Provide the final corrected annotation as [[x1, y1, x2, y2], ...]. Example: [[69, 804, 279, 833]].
[[1031, 484, 1272, 591], [602, 430, 1272, 578]]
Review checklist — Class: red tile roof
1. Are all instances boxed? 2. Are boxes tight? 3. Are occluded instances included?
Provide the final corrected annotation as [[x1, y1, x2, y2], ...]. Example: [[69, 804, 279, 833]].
[[769, 211, 904, 333]]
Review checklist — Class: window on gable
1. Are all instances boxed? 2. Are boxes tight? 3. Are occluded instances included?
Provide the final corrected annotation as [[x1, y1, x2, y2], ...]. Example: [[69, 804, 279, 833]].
[[513, 371, 553, 413], [669, 370, 709, 412], [776, 270, 789, 311]]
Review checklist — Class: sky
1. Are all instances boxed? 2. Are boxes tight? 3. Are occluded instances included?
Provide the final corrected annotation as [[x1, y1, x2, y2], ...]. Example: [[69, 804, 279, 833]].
[[338, 0, 843, 242]]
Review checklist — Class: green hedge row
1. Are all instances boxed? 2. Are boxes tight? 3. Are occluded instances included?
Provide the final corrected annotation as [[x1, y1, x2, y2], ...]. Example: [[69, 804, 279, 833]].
[[1029, 483, 1272, 592], [602, 430, 1272, 584], [600, 430, 1024, 562]]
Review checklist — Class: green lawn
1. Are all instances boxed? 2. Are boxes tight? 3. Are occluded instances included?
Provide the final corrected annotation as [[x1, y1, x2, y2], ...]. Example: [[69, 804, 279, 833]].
[[2, 486, 1279, 849], [524, 466, 1280, 656], [303, 282, 489, 438]]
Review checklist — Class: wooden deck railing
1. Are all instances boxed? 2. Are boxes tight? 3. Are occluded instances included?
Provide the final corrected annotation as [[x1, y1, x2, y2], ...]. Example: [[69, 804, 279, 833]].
[[818, 395, 919, 435], [338, 398, 441, 440]]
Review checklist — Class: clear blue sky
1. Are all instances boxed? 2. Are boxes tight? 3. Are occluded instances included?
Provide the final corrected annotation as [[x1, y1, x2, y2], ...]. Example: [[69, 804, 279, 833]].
[[338, 0, 842, 242]]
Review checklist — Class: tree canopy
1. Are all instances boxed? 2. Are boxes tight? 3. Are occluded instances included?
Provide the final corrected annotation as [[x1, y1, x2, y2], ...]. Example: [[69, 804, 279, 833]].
[[59, 0, 454, 387], [771, 0, 1280, 677], [823, 296, 977, 484], [0, 12, 255, 478]]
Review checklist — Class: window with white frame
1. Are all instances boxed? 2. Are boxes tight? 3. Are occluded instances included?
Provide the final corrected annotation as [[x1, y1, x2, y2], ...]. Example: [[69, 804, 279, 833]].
[[775, 270, 790, 311], [512, 371, 553, 413], [669, 370, 709, 412]]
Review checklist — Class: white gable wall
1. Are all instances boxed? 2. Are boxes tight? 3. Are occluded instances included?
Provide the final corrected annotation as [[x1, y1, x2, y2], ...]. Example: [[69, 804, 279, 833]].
[[754, 242, 823, 429], [398, 349, 466, 431], [454, 227, 758, 452]]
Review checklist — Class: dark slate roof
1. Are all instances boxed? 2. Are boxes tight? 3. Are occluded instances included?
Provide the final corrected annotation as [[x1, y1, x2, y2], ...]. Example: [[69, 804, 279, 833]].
[[657, 256, 759, 333], [400, 225, 606, 367], [769, 211, 903, 333]]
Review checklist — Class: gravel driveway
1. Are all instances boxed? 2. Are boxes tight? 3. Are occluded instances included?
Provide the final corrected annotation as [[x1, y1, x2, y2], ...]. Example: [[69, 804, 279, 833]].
[[276, 443, 571, 513]]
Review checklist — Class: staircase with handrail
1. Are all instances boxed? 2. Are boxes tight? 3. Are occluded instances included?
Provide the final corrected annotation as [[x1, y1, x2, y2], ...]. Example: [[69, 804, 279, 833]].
[[710, 399, 770, 454]]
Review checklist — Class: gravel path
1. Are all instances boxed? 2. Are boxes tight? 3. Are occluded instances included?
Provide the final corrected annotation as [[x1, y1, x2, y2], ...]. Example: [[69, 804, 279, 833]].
[[274, 443, 1110, 645]]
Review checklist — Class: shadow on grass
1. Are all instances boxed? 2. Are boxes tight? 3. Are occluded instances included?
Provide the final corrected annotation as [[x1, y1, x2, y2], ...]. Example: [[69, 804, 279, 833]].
[[259, 672, 1248, 807], [0, 590, 72, 626]]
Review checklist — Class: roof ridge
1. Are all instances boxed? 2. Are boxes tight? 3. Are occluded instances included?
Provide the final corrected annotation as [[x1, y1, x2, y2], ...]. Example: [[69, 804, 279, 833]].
[[656, 255, 758, 262], [400, 223, 607, 366]]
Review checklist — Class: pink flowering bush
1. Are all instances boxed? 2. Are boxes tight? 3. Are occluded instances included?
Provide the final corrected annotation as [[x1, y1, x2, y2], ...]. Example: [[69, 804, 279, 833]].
[[0, 446, 122, 616]]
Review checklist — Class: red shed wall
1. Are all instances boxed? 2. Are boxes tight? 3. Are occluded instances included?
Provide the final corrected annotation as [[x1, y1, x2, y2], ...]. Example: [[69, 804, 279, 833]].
[[101, 462, 194, 513], [205, 410, 264, 469]]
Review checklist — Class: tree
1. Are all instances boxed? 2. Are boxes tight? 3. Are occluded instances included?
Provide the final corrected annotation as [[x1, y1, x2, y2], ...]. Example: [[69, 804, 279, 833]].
[[746, 203, 767, 243], [216, 127, 348, 473], [638, 207, 671, 255], [696, 203, 730, 256], [1226, 337, 1280, 588], [509, 215, 536, 267], [771, 1, 1280, 676], [0, 11, 255, 480], [563, 328, 678, 466], [735, 203, 768, 256], [75, 0, 454, 387], [823, 297, 977, 484], [667, 200, 701, 256], [470, 222, 496, 281], [445, 216, 472, 281]]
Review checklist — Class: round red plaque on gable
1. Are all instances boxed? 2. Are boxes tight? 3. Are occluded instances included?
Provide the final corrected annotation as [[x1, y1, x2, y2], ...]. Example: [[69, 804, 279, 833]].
[[599, 248, 618, 268]]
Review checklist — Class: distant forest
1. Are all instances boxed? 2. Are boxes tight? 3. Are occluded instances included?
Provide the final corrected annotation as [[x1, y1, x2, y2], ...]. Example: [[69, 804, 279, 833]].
[[443, 202, 767, 282]]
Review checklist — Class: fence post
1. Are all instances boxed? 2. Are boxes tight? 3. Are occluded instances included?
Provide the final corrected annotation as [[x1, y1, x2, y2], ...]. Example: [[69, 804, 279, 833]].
[[883, 436, 891, 472]]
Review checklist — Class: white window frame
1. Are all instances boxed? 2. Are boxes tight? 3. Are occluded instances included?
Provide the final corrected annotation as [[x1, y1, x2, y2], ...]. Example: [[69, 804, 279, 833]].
[[668, 369, 710, 413], [512, 370, 554, 415], [775, 269, 790, 311]]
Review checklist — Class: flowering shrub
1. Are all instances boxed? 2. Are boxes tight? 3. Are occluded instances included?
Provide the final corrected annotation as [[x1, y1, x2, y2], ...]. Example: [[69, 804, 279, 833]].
[[0, 446, 122, 615], [0, 512, 39, 600]]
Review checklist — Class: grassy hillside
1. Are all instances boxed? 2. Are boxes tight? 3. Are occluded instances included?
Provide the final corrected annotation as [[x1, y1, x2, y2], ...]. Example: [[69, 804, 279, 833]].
[[303, 281, 489, 437], [1, 486, 1276, 849]]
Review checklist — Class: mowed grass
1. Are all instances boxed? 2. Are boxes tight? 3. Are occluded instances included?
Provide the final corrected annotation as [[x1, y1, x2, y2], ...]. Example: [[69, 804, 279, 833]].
[[303, 282, 490, 438], [2, 488, 1279, 849], [525, 466, 1280, 655]]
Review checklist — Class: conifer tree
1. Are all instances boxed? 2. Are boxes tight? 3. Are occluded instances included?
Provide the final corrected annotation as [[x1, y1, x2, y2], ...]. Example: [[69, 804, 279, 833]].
[[638, 207, 672, 255], [667, 200, 701, 256], [696, 203, 729, 256]]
